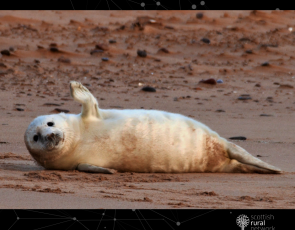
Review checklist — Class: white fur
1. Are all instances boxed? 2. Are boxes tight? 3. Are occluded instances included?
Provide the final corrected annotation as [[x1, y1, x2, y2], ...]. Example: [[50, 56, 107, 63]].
[[24, 81, 281, 174]]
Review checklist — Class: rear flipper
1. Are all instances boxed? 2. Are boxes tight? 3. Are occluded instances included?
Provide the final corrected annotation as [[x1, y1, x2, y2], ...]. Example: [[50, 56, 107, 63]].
[[77, 163, 117, 174], [224, 142, 282, 174]]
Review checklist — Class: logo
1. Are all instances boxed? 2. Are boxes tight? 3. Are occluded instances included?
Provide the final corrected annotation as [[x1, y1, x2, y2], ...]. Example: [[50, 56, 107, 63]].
[[236, 214, 250, 230]]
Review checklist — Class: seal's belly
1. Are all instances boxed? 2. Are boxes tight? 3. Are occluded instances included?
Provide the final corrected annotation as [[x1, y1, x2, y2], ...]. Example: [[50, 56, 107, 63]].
[[85, 110, 227, 173]]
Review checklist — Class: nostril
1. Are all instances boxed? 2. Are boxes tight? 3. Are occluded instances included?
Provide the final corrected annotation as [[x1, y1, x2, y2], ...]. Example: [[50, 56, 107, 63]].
[[47, 122, 54, 127], [33, 135, 38, 142]]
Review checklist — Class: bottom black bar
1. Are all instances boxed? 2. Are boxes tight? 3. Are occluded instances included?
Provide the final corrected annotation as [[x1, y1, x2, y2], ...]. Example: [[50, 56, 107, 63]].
[[0, 209, 291, 229]]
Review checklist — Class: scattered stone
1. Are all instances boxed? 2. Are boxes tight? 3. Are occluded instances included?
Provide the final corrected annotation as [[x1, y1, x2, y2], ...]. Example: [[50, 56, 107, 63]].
[[245, 49, 253, 54], [279, 84, 293, 89], [43, 103, 61, 106], [239, 37, 252, 42], [58, 57, 71, 63], [164, 26, 174, 30], [141, 86, 156, 92], [260, 114, 273, 117], [238, 94, 252, 100], [16, 108, 24, 111], [255, 83, 261, 87], [34, 59, 40, 64], [49, 47, 59, 52], [196, 13, 204, 19], [200, 38, 210, 44], [102, 57, 109, 61], [199, 78, 216, 85], [52, 108, 69, 113], [137, 50, 147, 57], [173, 97, 178, 101], [158, 48, 169, 53], [95, 43, 109, 51], [261, 62, 270, 66], [9, 47, 15, 52], [216, 79, 223, 83], [273, 82, 280, 85], [256, 155, 262, 157], [90, 49, 104, 55], [109, 39, 117, 44], [1, 50, 10, 56], [229, 136, 247, 140], [216, 109, 225, 112]]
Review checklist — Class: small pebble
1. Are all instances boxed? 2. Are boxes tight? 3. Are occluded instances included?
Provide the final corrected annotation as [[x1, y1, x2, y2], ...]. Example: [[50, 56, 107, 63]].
[[216, 109, 225, 112], [199, 78, 216, 85], [158, 48, 169, 53], [49, 47, 59, 52], [229, 136, 247, 140], [200, 38, 210, 44], [16, 108, 24, 111], [173, 97, 178, 101], [9, 47, 15, 52], [102, 57, 109, 61], [216, 79, 223, 83], [1, 50, 10, 56], [137, 50, 147, 57], [238, 95, 252, 100], [109, 39, 117, 44], [255, 83, 261, 87], [90, 49, 104, 55], [261, 62, 270, 66], [43, 103, 61, 106], [260, 114, 273, 117], [196, 13, 204, 19], [95, 43, 109, 51], [58, 57, 71, 63], [141, 86, 156, 92], [245, 49, 253, 54]]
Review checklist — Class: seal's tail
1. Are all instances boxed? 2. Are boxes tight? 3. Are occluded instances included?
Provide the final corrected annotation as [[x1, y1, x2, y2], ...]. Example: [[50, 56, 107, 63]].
[[225, 142, 282, 174]]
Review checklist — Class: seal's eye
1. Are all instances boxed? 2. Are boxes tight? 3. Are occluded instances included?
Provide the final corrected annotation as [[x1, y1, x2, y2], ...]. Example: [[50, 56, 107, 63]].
[[47, 122, 54, 127], [33, 135, 39, 142]]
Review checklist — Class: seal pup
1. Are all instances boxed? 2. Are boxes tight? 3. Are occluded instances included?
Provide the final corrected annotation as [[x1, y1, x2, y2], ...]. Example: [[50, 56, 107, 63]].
[[24, 81, 282, 174]]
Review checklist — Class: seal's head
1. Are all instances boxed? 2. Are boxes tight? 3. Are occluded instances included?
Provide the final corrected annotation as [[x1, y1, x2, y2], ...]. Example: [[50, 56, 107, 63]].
[[24, 113, 73, 169]]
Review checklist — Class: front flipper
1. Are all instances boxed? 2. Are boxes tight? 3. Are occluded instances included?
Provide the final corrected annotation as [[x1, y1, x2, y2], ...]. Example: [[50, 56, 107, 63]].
[[77, 163, 117, 174], [70, 81, 102, 120]]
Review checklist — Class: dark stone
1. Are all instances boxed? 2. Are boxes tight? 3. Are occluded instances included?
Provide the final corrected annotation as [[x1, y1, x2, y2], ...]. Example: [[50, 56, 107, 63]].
[[199, 78, 216, 85], [229, 136, 247, 140], [196, 13, 204, 19], [90, 49, 104, 55], [1, 50, 10, 56], [49, 47, 59, 52], [102, 57, 109, 61], [141, 86, 156, 92], [200, 38, 210, 44], [137, 50, 147, 57], [261, 62, 270, 66]]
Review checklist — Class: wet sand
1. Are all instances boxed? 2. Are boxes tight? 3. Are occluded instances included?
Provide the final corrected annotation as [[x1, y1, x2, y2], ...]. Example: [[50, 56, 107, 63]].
[[0, 10, 295, 208]]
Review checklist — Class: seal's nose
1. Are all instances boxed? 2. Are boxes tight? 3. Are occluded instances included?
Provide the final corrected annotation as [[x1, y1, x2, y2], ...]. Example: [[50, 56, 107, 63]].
[[47, 133, 55, 141]]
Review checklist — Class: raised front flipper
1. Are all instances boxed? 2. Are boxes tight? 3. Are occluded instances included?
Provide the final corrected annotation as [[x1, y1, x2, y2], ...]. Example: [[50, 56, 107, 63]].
[[77, 163, 117, 174], [70, 81, 102, 120]]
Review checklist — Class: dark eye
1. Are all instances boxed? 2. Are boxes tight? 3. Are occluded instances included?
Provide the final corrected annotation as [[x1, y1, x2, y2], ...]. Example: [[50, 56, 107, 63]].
[[47, 122, 54, 126], [33, 135, 39, 142]]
